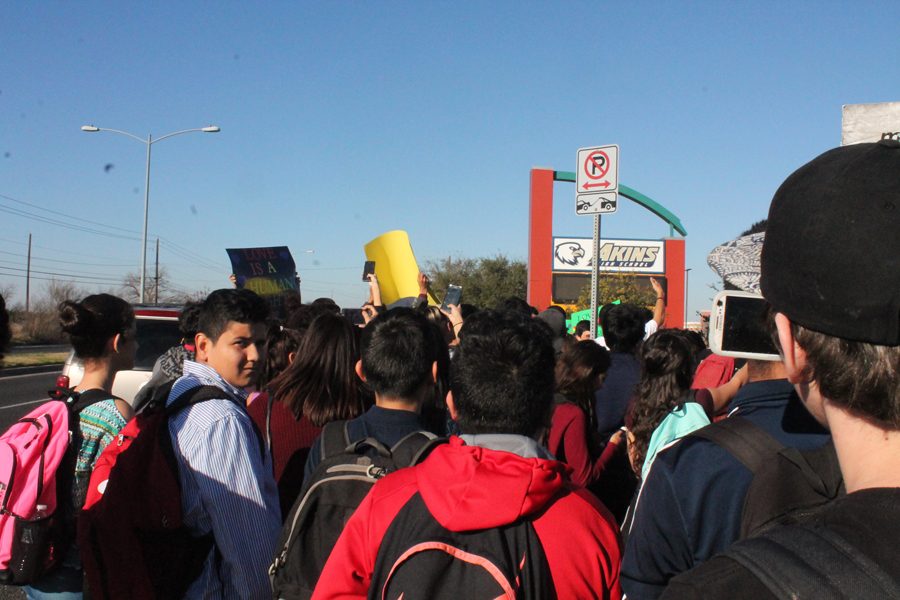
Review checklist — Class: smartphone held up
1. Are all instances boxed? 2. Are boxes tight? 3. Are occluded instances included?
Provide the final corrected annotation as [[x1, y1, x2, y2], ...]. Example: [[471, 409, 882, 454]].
[[362, 261, 376, 281], [709, 291, 780, 361], [441, 285, 462, 312]]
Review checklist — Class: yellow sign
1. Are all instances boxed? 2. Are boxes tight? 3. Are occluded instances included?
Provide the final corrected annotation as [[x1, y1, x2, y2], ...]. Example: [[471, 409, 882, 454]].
[[364, 230, 437, 306]]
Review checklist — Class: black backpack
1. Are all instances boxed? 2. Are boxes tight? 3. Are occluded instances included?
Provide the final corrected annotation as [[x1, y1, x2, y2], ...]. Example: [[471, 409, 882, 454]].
[[369, 492, 557, 600], [724, 523, 900, 599], [268, 421, 444, 600], [691, 416, 844, 539]]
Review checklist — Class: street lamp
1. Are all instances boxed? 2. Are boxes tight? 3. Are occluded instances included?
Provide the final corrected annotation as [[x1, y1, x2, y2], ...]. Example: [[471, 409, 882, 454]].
[[80, 124, 220, 303], [684, 268, 693, 325]]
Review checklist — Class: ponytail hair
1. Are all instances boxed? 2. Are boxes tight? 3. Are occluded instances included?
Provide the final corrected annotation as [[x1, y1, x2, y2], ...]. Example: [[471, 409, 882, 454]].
[[59, 293, 134, 359], [628, 329, 695, 473]]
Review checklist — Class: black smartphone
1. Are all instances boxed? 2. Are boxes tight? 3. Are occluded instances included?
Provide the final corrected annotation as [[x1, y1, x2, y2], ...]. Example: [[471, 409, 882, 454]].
[[709, 291, 780, 361], [341, 308, 365, 326], [362, 260, 375, 282], [441, 284, 462, 311]]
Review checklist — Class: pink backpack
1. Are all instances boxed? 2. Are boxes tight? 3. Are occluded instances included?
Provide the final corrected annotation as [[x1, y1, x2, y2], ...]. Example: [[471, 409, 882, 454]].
[[0, 391, 109, 585]]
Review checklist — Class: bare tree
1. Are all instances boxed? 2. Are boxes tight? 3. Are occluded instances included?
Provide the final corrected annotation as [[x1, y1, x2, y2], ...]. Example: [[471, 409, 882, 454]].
[[0, 283, 15, 306], [18, 279, 85, 343], [121, 267, 201, 304]]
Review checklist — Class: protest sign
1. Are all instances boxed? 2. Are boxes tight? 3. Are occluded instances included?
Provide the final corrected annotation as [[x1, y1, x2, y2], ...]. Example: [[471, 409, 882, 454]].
[[364, 230, 437, 307], [226, 246, 299, 317]]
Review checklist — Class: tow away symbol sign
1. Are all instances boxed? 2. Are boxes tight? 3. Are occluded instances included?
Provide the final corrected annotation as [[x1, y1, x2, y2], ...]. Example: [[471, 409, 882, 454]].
[[576, 145, 619, 215]]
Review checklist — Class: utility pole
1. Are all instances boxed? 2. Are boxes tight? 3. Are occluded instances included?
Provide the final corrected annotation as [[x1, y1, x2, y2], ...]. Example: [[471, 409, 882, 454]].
[[589, 215, 602, 338], [684, 268, 692, 325], [154, 237, 160, 305], [25, 233, 32, 312]]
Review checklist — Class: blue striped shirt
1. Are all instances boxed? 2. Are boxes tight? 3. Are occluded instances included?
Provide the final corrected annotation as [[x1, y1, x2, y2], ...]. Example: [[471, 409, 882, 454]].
[[167, 360, 281, 599]]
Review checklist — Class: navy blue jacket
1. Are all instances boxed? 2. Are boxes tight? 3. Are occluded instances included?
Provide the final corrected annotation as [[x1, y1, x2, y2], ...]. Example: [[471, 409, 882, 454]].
[[303, 405, 425, 481], [594, 352, 640, 439], [621, 379, 830, 599]]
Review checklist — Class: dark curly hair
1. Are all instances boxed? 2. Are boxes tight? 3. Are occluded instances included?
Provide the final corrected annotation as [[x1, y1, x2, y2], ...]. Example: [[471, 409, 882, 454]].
[[628, 329, 695, 473]]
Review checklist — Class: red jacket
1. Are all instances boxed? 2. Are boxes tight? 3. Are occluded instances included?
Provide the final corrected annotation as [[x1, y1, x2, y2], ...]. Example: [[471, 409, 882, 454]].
[[312, 436, 622, 599]]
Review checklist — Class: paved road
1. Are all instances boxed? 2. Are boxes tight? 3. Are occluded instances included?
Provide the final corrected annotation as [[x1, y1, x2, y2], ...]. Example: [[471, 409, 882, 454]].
[[0, 372, 53, 599], [7, 344, 69, 355], [0, 372, 57, 431]]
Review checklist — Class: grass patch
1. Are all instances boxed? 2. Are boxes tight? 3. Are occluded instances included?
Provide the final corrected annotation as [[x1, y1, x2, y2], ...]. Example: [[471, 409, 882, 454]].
[[4, 352, 68, 368]]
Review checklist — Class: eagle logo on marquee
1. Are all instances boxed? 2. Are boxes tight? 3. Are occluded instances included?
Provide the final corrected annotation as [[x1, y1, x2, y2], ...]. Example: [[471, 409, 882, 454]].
[[554, 242, 587, 266]]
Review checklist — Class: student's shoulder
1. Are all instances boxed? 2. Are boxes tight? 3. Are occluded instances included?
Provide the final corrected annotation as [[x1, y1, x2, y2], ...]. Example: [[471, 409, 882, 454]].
[[656, 427, 743, 473], [552, 401, 585, 423], [662, 554, 775, 600], [544, 484, 619, 533], [346, 464, 422, 529], [171, 394, 255, 442]]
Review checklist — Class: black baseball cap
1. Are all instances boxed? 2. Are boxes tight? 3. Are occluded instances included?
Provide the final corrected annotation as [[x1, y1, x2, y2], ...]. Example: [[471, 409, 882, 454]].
[[761, 139, 900, 346]]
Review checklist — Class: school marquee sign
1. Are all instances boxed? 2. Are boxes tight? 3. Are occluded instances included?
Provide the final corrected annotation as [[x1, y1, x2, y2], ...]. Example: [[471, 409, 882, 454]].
[[553, 237, 665, 274]]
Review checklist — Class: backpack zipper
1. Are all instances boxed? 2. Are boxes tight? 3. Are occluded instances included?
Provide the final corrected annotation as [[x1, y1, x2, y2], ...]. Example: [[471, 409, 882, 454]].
[[325, 463, 389, 478]]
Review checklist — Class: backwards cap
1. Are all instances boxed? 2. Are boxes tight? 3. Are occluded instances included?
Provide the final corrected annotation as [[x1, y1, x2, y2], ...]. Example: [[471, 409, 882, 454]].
[[761, 139, 900, 345]]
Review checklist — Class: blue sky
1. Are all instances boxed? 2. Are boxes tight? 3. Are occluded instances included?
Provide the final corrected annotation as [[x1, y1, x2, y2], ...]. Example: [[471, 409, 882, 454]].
[[1, 2, 898, 317]]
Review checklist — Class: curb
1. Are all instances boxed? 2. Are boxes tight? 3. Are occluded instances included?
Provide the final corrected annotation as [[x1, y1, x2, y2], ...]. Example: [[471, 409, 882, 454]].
[[0, 364, 63, 378]]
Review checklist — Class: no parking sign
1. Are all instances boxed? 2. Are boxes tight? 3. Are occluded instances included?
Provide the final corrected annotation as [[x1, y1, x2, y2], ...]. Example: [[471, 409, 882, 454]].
[[575, 145, 619, 215]]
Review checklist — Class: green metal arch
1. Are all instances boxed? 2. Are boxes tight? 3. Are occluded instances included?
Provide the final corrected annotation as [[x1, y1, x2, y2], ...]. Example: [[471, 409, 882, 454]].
[[554, 171, 687, 237]]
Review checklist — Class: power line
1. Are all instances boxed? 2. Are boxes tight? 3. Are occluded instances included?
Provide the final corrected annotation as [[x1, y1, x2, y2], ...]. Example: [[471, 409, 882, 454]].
[[0, 259, 130, 281], [0, 193, 141, 235], [157, 239, 223, 273], [0, 249, 137, 268], [0, 264, 124, 283], [0, 194, 225, 273], [0, 270, 123, 286], [0, 236, 138, 260], [0, 204, 141, 242]]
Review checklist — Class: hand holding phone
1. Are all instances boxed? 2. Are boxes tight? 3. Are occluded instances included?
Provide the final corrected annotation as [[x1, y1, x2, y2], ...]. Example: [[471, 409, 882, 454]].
[[441, 284, 462, 312]]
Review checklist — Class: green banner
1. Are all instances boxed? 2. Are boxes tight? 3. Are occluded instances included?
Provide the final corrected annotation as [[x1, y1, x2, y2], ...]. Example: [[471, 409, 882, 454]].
[[565, 300, 622, 334]]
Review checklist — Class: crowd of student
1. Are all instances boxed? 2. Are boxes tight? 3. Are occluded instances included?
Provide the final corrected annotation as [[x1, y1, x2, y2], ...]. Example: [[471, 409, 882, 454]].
[[0, 139, 897, 599]]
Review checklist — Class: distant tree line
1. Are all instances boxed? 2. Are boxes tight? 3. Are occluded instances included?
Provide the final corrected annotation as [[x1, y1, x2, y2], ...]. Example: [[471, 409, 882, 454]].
[[425, 255, 527, 310]]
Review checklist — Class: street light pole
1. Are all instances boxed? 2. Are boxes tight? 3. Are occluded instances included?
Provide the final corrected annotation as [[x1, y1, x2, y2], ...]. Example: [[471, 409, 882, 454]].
[[684, 268, 692, 325], [141, 135, 152, 304], [81, 124, 220, 303]]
